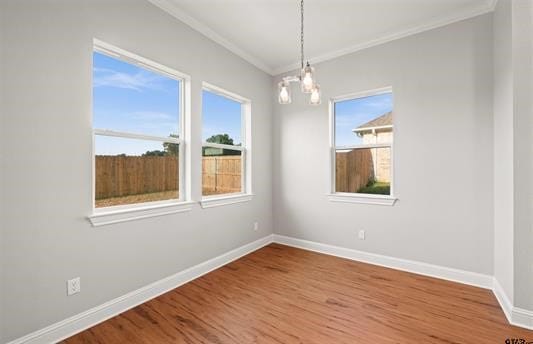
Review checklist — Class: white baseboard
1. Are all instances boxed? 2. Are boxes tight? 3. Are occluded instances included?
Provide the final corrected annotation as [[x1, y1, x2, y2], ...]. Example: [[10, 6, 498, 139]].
[[493, 278, 533, 330], [274, 235, 533, 330], [513, 308, 533, 330], [273, 234, 493, 289], [492, 278, 514, 323], [8, 233, 532, 343], [7, 235, 274, 344]]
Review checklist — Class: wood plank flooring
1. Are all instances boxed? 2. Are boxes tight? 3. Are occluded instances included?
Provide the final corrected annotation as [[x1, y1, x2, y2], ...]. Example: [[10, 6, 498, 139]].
[[63, 244, 533, 343]]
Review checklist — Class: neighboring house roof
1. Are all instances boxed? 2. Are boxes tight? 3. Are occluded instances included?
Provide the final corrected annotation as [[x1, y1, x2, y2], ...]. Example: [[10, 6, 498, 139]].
[[352, 111, 393, 135]]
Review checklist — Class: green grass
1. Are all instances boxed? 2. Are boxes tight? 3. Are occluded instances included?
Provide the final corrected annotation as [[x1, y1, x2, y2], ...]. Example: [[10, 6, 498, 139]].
[[357, 181, 390, 195]]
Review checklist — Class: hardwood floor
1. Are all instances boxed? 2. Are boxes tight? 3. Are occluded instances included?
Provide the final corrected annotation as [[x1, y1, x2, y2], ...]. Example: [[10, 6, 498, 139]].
[[63, 244, 532, 343]]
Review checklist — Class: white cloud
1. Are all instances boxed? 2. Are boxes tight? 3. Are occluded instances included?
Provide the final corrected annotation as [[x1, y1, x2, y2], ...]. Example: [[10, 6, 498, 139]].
[[130, 111, 175, 121], [126, 111, 178, 134], [93, 67, 167, 92]]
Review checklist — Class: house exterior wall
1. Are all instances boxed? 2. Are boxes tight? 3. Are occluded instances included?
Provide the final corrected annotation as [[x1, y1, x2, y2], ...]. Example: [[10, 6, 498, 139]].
[[361, 130, 393, 182]]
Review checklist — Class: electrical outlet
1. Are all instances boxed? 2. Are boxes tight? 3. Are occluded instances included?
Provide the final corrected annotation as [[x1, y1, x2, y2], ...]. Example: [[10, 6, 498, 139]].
[[358, 230, 365, 240], [67, 277, 80, 296], [253, 221, 259, 231]]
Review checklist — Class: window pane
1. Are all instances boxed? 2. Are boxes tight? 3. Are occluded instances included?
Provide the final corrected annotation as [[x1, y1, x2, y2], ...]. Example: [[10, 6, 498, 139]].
[[202, 90, 242, 145], [202, 147, 242, 196], [93, 51, 181, 138], [95, 135, 179, 208], [335, 93, 393, 146], [335, 147, 391, 195]]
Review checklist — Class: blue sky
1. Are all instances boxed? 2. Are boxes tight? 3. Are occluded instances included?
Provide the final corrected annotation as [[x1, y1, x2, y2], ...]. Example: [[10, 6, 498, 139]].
[[202, 90, 241, 144], [335, 92, 393, 146], [93, 52, 241, 155]]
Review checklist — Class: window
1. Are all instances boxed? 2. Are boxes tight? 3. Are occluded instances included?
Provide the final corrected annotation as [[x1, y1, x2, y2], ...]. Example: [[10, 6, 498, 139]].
[[329, 87, 396, 205], [201, 83, 252, 207], [89, 40, 192, 225]]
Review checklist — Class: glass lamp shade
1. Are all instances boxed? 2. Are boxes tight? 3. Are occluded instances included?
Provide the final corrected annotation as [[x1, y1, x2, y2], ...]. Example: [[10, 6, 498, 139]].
[[300, 63, 315, 93], [309, 84, 321, 105], [278, 81, 292, 104]]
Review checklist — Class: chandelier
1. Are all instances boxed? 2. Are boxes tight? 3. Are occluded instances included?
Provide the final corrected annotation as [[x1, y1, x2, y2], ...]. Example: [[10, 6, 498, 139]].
[[278, 0, 321, 105]]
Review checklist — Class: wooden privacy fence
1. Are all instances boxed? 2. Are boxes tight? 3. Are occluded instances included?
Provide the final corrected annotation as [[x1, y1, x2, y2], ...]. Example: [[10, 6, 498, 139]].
[[96, 156, 178, 199], [95, 155, 242, 200], [202, 156, 241, 195], [335, 149, 374, 193]]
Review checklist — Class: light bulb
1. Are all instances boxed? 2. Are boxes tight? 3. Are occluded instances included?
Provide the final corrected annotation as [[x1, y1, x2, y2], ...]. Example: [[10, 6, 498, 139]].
[[278, 81, 291, 104], [300, 63, 315, 93], [280, 88, 289, 101], [303, 73, 313, 87], [310, 84, 321, 105]]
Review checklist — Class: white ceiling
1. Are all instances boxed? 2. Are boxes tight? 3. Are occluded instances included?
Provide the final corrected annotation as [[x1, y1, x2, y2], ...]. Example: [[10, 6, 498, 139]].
[[149, 0, 496, 75]]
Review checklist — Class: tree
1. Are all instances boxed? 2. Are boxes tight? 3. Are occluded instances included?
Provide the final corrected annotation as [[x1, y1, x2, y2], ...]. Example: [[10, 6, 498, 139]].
[[140, 134, 179, 157], [142, 150, 166, 157], [163, 134, 179, 156], [206, 133, 234, 145], [203, 133, 240, 156]]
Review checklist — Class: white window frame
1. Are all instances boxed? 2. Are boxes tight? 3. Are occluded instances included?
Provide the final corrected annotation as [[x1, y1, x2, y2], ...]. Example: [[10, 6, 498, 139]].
[[328, 86, 397, 206], [88, 39, 193, 226], [200, 82, 253, 208]]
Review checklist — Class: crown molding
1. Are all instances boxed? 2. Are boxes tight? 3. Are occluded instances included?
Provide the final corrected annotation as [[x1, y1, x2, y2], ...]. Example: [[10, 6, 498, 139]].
[[273, 1, 496, 75], [147, 0, 275, 75], [148, 0, 496, 77]]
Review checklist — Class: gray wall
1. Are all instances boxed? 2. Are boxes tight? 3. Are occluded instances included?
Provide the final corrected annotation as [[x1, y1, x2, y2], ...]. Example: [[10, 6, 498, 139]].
[[493, 0, 533, 312], [1, 1, 531, 342], [493, 0, 515, 304], [0, 2, 5, 339], [0, 1, 273, 342], [510, 0, 533, 312], [273, 14, 494, 275]]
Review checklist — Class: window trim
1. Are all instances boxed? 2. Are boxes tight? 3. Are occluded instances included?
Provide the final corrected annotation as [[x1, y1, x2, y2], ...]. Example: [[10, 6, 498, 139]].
[[93, 129, 181, 144], [328, 86, 397, 206], [89, 39, 192, 226], [88, 201, 195, 227], [200, 82, 253, 208]]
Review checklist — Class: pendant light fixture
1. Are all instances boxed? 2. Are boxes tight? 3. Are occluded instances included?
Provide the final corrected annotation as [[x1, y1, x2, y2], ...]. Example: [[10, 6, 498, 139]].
[[278, 0, 321, 105]]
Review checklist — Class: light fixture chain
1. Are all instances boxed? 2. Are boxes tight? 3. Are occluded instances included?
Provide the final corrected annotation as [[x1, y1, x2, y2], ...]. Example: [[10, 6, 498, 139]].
[[279, 0, 320, 105], [300, 0, 304, 69]]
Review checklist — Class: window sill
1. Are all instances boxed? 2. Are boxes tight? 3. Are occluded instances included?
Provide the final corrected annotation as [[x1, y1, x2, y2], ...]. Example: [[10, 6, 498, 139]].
[[88, 200, 195, 227], [327, 193, 397, 206], [200, 193, 254, 209]]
